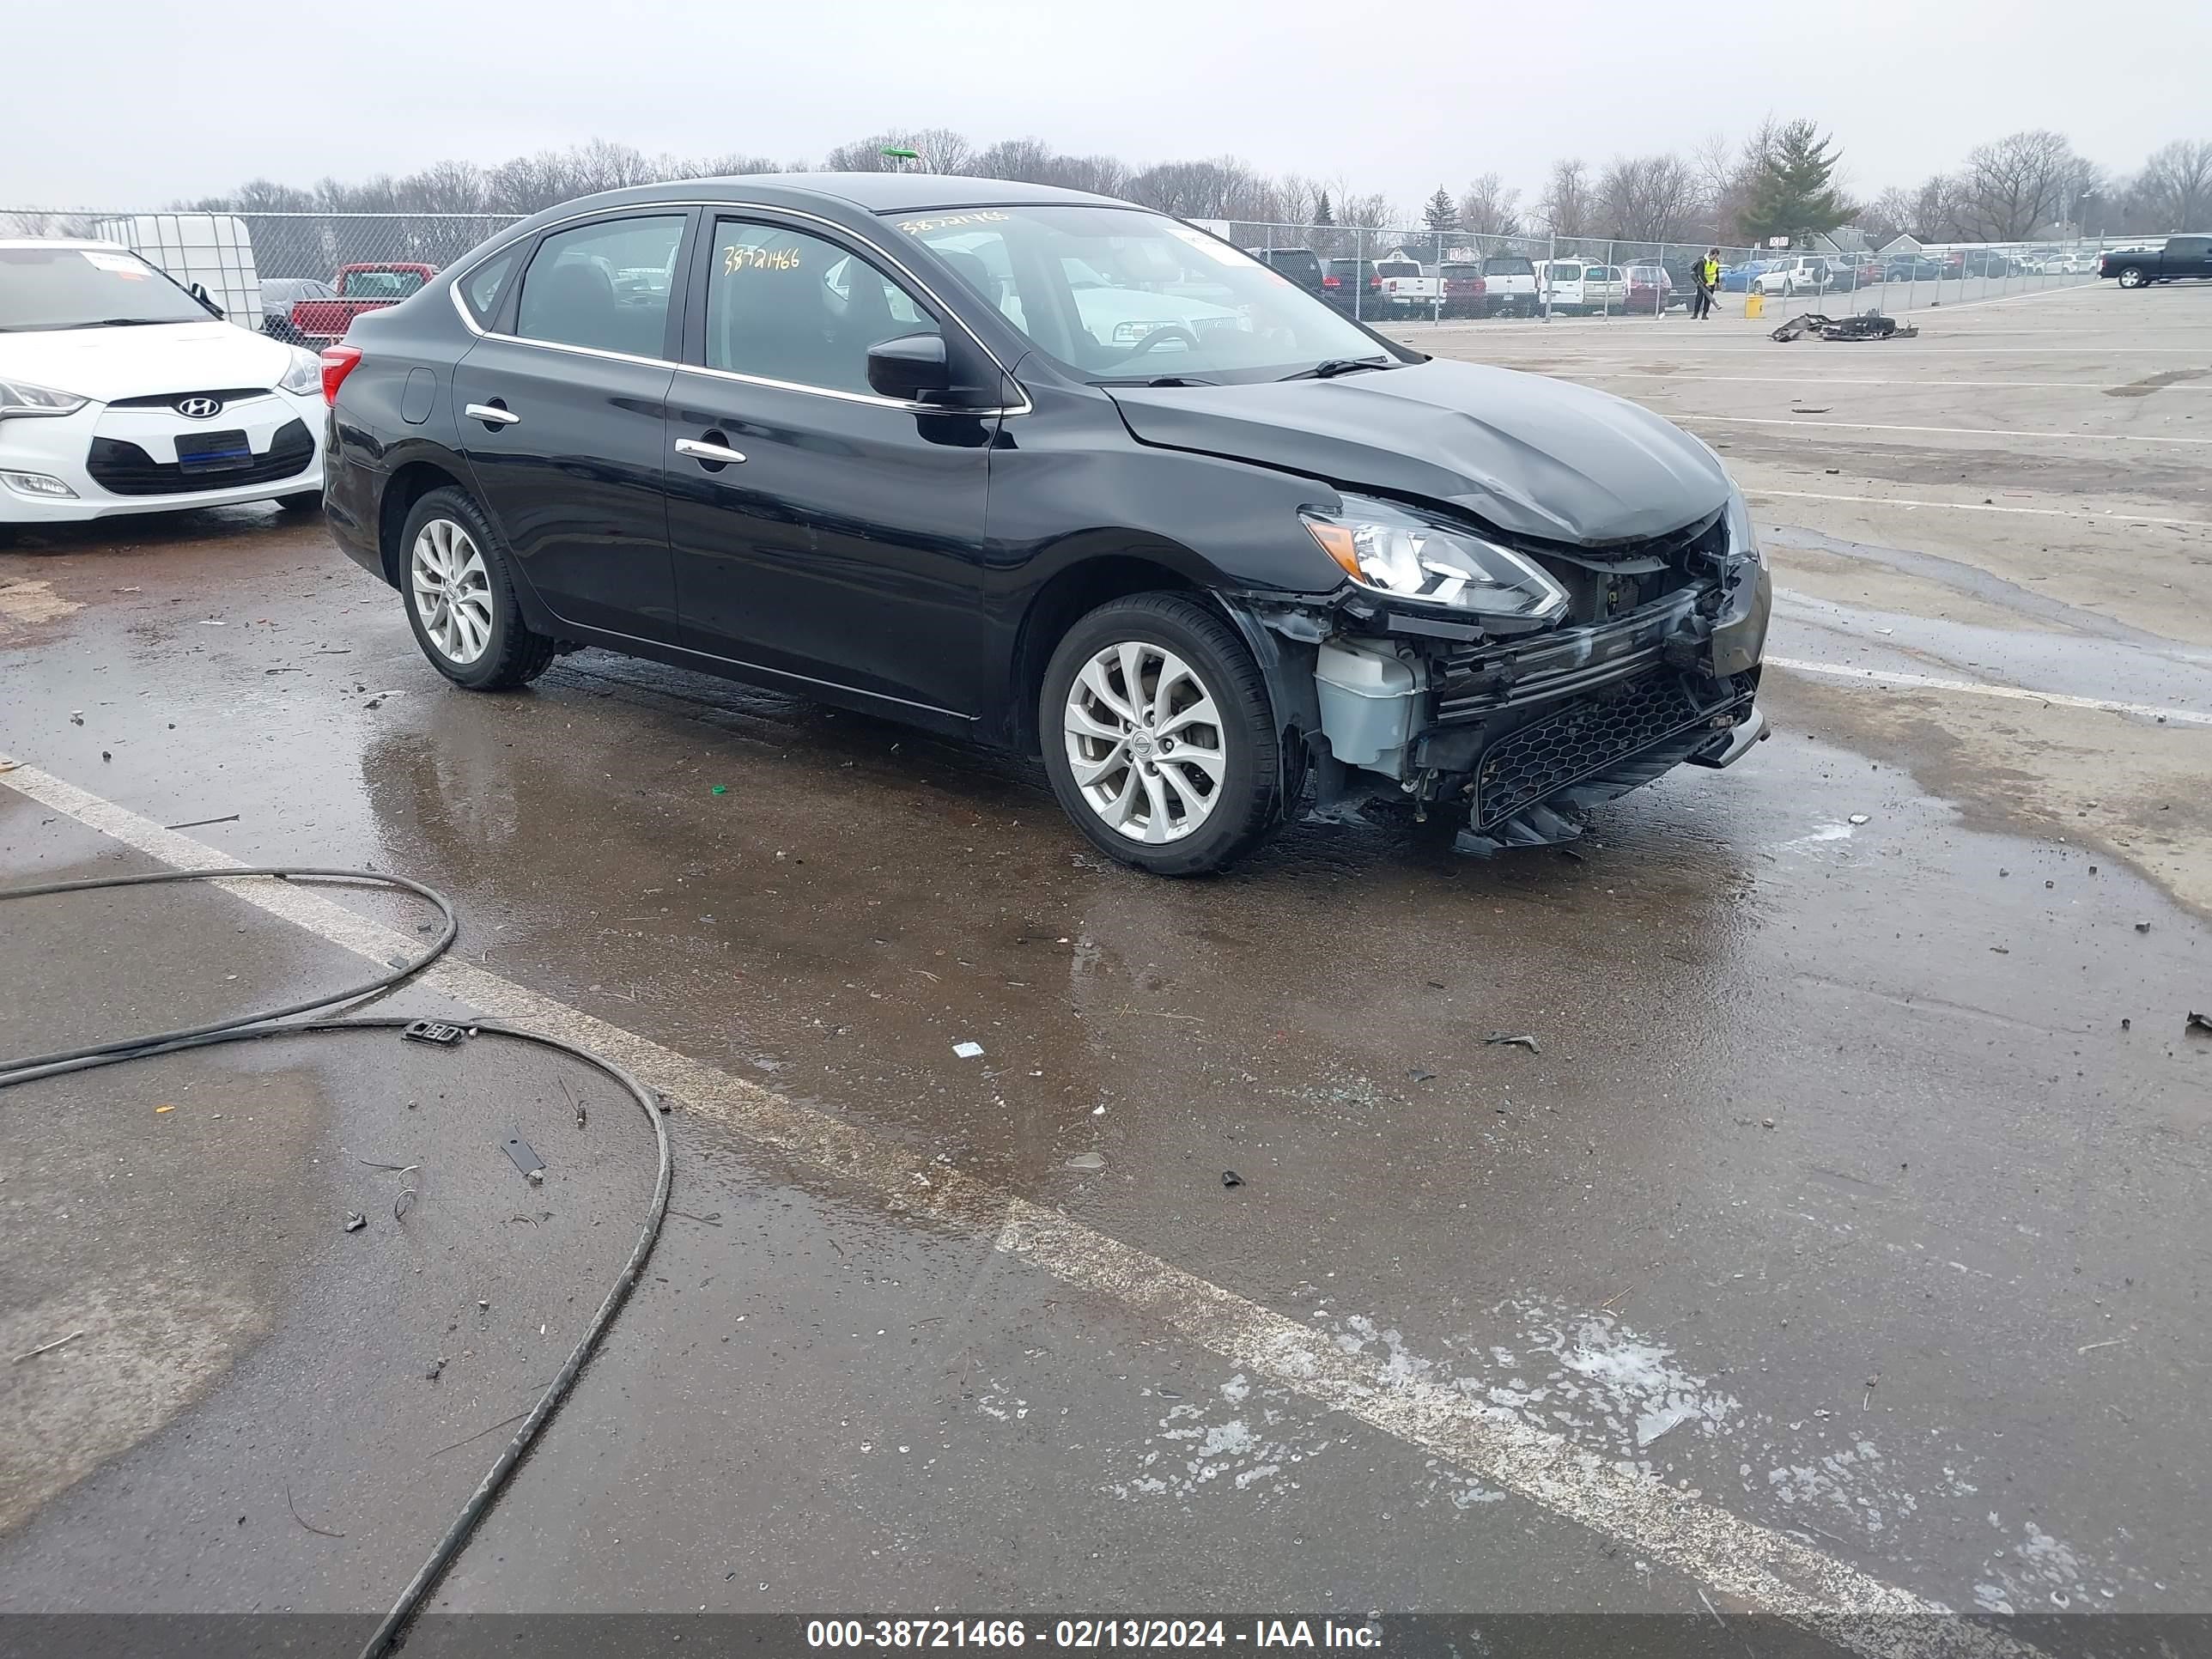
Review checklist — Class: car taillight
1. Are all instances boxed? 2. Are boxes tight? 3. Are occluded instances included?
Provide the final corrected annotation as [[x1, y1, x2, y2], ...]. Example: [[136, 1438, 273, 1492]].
[[1322, 275, 1340, 288], [319, 344, 363, 405]]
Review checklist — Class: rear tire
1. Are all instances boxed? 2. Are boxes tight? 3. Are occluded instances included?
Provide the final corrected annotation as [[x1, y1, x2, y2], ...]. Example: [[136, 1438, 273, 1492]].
[[2115, 265, 2148, 289], [398, 486, 555, 691], [1040, 592, 1283, 877]]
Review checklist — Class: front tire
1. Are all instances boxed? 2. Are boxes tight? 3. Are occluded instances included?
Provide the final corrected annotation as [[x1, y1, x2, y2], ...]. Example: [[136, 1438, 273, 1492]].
[[2115, 265, 2148, 289], [1040, 593, 1283, 876], [398, 486, 556, 691]]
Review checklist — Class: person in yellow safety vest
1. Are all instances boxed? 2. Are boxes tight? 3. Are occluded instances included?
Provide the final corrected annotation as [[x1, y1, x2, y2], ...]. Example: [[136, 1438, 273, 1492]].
[[1691, 249, 1721, 319]]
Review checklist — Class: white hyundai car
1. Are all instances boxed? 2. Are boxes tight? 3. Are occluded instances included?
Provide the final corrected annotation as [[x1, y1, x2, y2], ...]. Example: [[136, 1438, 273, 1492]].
[[1, 239, 326, 536]]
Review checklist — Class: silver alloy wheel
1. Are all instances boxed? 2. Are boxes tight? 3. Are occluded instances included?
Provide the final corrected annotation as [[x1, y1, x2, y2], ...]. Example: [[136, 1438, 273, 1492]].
[[409, 518, 494, 666], [1063, 641, 1228, 844]]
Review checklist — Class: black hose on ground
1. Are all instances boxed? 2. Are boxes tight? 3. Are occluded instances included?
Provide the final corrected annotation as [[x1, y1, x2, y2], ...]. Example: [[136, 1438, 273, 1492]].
[[0, 866, 459, 1078], [0, 870, 673, 1659]]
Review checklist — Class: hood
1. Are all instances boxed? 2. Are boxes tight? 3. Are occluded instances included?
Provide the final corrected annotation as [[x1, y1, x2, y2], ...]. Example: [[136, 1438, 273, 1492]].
[[0, 321, 297, 404], [1105, 358, 1729, 546]]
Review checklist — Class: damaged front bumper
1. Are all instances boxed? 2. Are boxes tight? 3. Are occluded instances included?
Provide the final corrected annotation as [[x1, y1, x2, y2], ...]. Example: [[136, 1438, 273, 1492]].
[[1229, 545, 1772, 855]]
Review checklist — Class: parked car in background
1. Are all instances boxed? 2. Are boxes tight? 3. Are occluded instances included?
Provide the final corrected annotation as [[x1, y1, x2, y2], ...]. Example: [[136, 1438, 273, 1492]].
[[1246, 247, 1328, 301], [0, 238, 325, 535], [1438, 262, 1487, 317], [2100, 235, 2212, 288], [258, 276, 332, 344], [1885, 254, 1944, 282], [1534, 258, 1585, 313], [1577, 264, 1627, 311], [1718, 260, 1772, 293], [322, 175, 1770, 873], [1373, 257, 1441, 314], [289, 262, 439, 348], [1323, 258, 1382, 314], [1756, 256, 1832, 298], [1480, 253, 1540, 316], [1623, 264, 1675, 313], [1961, 249, 2018, 278]]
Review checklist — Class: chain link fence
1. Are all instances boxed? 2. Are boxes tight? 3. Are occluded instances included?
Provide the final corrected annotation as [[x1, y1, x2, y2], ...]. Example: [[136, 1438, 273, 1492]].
[[1210, 220, 2138, 326], [4, 205, 2144, 343]]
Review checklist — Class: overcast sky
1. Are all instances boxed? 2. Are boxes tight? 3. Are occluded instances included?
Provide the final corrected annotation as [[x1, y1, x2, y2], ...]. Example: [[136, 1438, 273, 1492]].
[[9, 0, 2206, 211]]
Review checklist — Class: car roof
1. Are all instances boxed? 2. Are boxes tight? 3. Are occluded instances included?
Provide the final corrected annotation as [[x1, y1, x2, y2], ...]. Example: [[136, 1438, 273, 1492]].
[[545, 172, 1132, 220], [0, 237, 129, 252]]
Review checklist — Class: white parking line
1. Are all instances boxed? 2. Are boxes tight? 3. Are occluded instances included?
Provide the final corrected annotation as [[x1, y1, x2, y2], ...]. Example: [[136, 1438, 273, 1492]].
[[0, 760, 2036, 1659], [1746, 487, 2211, 529], [1692, 415, 2212, 446], [1767, 657, 2212, 726]]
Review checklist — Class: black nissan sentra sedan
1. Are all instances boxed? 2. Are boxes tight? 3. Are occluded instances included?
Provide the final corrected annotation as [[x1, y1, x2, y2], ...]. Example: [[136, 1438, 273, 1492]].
[[324, 175, 1769, 875]]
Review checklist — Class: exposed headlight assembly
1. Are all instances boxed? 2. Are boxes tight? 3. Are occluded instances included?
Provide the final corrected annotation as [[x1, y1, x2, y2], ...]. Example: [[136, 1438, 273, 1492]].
[[276, 346, 323, 398], [1723, 483, 1760, 565], [0, 378, 88, 421], [1304, 493, 1568, 623]]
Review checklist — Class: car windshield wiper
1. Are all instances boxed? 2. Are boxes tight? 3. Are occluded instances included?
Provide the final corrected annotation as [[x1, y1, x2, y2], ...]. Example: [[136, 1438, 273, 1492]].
[[1279, 356, 1400, 380], [79, 317, 179, 328], [1092, 374, 1219, 387]]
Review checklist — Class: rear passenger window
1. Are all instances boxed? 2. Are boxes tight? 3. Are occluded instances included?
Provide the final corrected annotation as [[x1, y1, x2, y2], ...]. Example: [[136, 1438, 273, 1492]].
[[705, 220, 933, 395], [459, 246, 520, 327], [515, 215, 686, 357]]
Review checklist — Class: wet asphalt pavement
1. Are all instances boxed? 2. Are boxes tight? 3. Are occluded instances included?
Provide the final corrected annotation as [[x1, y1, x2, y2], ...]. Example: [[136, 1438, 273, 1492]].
[[3, 281, 2210, 1647]]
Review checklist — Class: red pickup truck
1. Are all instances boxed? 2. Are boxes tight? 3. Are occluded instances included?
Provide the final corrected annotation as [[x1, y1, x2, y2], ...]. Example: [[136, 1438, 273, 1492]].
[[291, 263, 437, 347]]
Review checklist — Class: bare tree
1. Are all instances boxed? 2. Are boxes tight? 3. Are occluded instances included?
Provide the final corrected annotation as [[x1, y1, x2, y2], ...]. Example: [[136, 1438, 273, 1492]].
[[1456, 173, 1522, 237], [2128, 138, 2212, 234], [1596, 154, 1707, 243], [1124, 157, 1267, 219], [1538, 159, 1592, 239], [824, 128, 975, 174], [1959, 131, 2096, 240]]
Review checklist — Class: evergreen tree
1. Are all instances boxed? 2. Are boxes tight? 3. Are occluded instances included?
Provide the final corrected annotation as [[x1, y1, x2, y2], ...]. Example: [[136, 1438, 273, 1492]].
[[1422, 186, 1460, 234], [1735, 120, 1850, 242], [1313, 191, 1334, 226]]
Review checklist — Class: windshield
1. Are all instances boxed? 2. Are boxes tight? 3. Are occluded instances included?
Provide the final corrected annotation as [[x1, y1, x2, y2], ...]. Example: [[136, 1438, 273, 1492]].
[[888, 204, 1399, 383], [344, 270, 427, 299], [0, 244, 210, 332]]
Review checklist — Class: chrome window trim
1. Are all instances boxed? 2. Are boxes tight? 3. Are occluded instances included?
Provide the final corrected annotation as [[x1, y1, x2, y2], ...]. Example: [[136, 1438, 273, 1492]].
[[445, 199, 1032, 416]]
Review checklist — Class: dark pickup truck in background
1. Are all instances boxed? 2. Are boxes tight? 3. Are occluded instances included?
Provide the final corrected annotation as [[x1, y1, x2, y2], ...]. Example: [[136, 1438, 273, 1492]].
[[2100, 235, 2212, 289]]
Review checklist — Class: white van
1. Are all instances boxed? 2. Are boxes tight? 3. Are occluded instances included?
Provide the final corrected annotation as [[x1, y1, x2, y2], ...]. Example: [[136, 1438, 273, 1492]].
[[1534, 259, 1585, 313]]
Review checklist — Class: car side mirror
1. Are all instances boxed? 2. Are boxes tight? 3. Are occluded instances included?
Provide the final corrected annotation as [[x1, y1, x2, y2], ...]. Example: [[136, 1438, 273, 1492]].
[[866, 331, 994, 408], [189, 281, 223, 319]]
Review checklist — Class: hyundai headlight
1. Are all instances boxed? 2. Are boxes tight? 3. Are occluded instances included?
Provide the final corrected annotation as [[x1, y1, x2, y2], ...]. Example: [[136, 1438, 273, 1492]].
[[276, 346, 322, 398], [1723, 483, 1760, 565], [0, 378, 88, 421], [1303, 494, 1569, 623]]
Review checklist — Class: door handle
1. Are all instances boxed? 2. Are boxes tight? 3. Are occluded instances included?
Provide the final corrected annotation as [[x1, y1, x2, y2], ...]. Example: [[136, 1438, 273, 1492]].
[[675, 437, 748, 466], [465, 403, 520, 427]]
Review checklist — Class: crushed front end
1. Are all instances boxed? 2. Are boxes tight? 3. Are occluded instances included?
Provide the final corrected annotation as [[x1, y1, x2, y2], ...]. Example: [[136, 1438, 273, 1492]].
[[1232, 488, 1772, 854]]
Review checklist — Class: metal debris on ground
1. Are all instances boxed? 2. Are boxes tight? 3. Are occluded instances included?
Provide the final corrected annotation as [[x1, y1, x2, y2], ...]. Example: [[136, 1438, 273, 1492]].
[[1770, 309, 1918, 343], [15, 1329, 88, 1363], [951, 1041, 984, 1059], [2135, 922, 2152, 934], [1484, 1033, 1541, 1054], [343, 1212, 367, 1232], [285, 1481, 346, 1539], [403, 1019, 471, 1046], [1848, 813, 1870, 825], [2187, 1012, 2212, 1036], [503, 1137, 546, 1181], [1221, 1170, 1243, 1188]]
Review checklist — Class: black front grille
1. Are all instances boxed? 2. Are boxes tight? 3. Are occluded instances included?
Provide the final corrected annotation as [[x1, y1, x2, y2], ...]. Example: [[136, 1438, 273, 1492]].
[[87, 419, 313, 497], [106, 387, 272, 411], [1473, 671, 1735, 830]]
